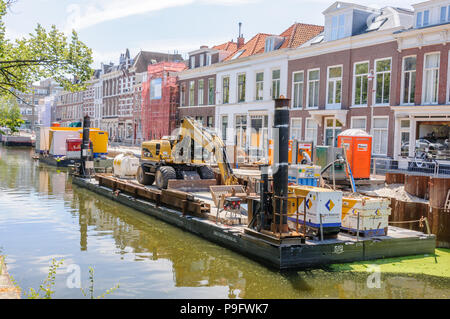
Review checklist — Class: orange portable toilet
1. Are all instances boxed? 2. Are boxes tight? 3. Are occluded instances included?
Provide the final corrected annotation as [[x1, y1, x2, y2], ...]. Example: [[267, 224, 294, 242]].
[[337, 129, 372, 179]]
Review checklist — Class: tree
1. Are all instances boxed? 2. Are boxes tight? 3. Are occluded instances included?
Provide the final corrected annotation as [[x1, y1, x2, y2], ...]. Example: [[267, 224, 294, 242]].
[[0, 0, 93, 100], [0, 95, 24, 134]]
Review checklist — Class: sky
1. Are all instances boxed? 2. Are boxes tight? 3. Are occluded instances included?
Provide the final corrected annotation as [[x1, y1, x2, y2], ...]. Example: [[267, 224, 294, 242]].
[[4, 0, 415, 69]]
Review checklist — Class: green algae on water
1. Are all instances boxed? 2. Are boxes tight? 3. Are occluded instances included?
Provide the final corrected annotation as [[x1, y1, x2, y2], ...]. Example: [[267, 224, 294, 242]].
[[329, 248, 450, 278]]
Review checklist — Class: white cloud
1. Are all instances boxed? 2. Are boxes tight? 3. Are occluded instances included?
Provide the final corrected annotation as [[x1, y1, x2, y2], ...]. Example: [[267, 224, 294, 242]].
[[65, 0, 259, 32]]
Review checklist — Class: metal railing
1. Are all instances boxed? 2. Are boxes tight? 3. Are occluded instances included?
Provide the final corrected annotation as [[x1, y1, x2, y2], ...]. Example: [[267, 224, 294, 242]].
[[371, 156, 450, 177]]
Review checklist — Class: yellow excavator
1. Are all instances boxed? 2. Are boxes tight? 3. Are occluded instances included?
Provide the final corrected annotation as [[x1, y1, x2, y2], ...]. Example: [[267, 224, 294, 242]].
[[137, 117, 239, 189]]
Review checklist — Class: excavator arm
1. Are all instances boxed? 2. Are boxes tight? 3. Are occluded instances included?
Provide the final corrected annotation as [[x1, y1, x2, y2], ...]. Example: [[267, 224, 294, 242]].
[[176, 117, 239, 185]]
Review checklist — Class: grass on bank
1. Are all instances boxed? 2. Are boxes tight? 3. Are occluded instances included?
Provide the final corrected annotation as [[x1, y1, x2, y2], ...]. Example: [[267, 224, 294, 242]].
[[329, 248, 450, 278]]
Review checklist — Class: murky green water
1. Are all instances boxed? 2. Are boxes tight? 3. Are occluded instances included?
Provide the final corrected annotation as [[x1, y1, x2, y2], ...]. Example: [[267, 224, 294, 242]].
[[0, 146, 449, 299]]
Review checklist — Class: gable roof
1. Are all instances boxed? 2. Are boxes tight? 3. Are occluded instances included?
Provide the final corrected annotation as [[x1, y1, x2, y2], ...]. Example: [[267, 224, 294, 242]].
[[279, 23, 324, 49], [224, 33, 274, 61], [224, 22, 323, 61], [212, 41, 238, 52]]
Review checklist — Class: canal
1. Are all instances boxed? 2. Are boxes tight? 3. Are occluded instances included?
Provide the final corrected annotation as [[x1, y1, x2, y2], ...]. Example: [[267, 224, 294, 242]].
[[0, 146, 449, 299]]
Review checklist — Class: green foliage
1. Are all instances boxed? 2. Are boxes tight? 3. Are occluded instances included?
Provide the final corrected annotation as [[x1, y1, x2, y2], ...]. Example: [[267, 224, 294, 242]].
[[24, 258, 64, 299], [0, 0, 93, 97], [0, 95, 24, 134], [22, 258, 119, 299], [81, 267, 120, 299]]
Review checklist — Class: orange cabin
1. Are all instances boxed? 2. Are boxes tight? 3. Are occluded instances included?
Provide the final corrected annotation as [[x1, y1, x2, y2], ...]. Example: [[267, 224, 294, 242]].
[[337, 129, 372, 179]]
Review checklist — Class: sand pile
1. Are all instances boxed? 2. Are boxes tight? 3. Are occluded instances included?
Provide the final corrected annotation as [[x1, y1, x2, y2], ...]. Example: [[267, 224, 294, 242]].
[[357, 183, 429, 203]]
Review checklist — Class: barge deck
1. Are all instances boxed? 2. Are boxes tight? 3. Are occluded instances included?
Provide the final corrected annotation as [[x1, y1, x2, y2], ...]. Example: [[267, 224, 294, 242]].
[[72, 176, 436, 270]]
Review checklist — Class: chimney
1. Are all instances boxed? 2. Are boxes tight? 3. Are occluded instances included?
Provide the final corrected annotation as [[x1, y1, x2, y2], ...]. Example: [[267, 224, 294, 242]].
[[237, 22, 245, 49], [200, 45, 208, 49]]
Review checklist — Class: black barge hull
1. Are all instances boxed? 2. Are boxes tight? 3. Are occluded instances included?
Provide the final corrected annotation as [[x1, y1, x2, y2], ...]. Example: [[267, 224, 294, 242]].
[[72, 177, 436, 270]]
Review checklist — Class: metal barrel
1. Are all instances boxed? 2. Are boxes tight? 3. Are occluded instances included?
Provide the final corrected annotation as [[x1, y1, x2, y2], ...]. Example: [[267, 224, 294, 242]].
[[272, 97, 290, 233]]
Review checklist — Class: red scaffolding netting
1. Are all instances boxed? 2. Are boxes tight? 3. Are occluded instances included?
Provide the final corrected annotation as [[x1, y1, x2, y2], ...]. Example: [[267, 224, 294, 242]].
[[141, 62, 187, 141]]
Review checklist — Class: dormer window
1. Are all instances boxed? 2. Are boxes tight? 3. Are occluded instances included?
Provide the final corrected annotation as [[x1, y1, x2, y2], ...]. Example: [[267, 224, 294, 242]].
[[331, 14, 345, 40], [199, 54, 204, 67], [190, 56, 195, 69], [206, 54, 211, 66], [440, 5, 450, 23], [416, 10, 430, 27], [264, 36, 283, 53], [265, 38, 274, 52]]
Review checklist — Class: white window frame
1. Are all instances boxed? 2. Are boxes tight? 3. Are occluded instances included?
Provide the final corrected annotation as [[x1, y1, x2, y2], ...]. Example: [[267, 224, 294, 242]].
[[222, 76, 230, 104], [323, 117, 343, 146], [352, 60, 370, 107], [237, 73, 246, 103], [198, 79, 204, 105], [292, 71, 304, 109], [326, 65, 343, 108], [423, 52, 440, 105], [372, 116, 389, 156], [271, 68, 281, 99], [373, 57, 392, 106], [190, 56, 195, 69], [189, 81, 195, 106], [400, 55, 416, 106], [290, 118, 302, 140], [255, 71, 264, 101], [305, 118, 318, 144], [306, 68, 320, 109], [350, 116, 367, 131], [199, 54, 204, 67]]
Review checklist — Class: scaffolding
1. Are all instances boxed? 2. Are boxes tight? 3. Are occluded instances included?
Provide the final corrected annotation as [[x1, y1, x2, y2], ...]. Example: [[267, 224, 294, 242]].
[[141, 62, 186, 141]]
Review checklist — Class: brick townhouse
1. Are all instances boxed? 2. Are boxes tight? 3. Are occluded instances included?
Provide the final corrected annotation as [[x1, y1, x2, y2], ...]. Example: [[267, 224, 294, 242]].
[[287, 0, 450, 165], [101, 49, 182, 143], [177, 22, 323, 161]]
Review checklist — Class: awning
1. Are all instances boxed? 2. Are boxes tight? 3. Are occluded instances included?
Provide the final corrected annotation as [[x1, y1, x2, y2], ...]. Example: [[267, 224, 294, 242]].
[[307, 109, 348, 126]]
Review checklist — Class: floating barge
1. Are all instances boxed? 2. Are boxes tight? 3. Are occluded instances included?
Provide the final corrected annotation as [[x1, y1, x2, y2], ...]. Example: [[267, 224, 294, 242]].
[[72, 175, 436, 270]]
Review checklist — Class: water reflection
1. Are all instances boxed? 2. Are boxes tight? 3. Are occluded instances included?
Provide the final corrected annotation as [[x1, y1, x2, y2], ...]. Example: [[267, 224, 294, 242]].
[[0, 146, 449, 299]]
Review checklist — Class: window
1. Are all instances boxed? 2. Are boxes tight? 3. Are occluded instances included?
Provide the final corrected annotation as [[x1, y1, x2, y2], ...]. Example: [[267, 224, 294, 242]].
[[423, 10, 429, 26], [307, 69, 320, 108], [189, 81, 195, 106], [198, 79, 204, 105], [402, 56, 416, 105], [327, 66, 342, 106], [423, 53, 440, 104], [331, 14, 345, 40], [354, 62, 369, 106], [265, 38, 274, 52], [292, 72, 304, 108], [375, 58, 391, 105], [180, 84, 186, 107], [440, 6, 449, 23], [400, 119, 410, 157], [235, 115, 247, 150], [206, 54, 211, 66], [237, 74, 246, 102], [208, 78, 214, 105], [324, 118, 342, 147], [291, 118, 302, 140], [372, 117, 389, 155], [256, 72, 264, 101], [351, 117, 367, 131], [416, 10, 430, 27], [190, 56, 195, 69], [272, 70, 280, 99], [207, 116, 213, 128], [222, 76, 230, 104], [221, 116, 228, 141], [199, 55, 204, 67]]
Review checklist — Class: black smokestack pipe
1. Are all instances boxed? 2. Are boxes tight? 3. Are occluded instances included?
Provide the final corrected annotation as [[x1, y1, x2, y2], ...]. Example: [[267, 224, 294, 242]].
[[80, 115, 91, 177], [272, 97, 290, 233]]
